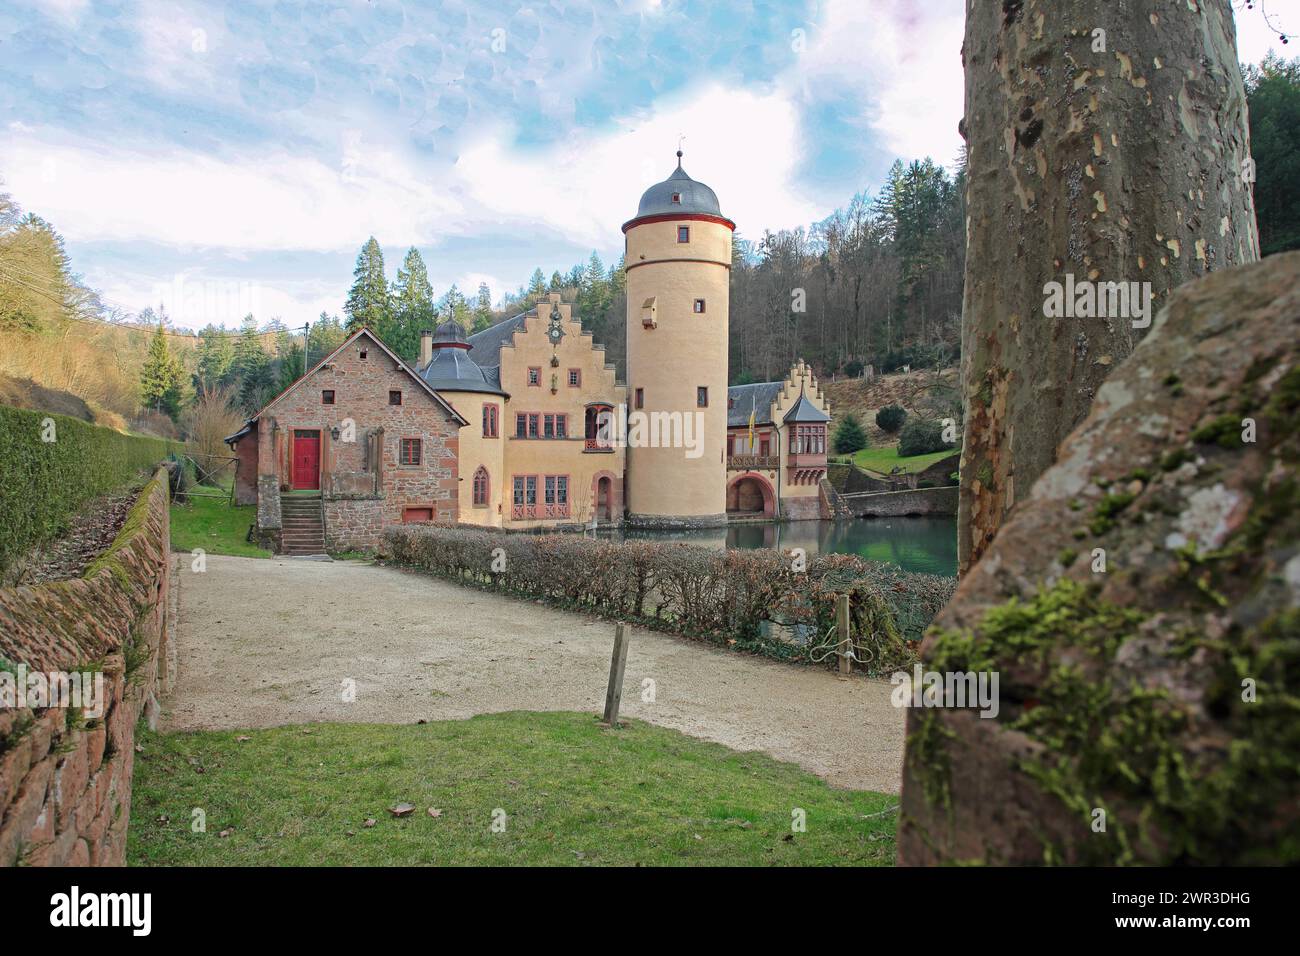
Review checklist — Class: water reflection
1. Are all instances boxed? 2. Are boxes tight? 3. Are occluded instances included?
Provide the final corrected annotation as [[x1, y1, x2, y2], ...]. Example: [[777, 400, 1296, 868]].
[[602, 517, 958, 577]]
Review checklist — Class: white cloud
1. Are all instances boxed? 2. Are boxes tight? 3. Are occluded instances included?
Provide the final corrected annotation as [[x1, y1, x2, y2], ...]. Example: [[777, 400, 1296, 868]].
[[458, 84, 825, 243], [0, 129, 457, 252]]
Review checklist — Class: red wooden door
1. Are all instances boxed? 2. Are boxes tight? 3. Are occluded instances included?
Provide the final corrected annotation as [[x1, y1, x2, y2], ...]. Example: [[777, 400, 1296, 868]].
[[292, 430, 320, 490]]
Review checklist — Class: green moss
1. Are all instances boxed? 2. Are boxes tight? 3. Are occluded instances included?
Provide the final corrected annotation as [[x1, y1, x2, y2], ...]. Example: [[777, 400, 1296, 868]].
[[907, 710, 956, 813], [920, 570, 1300, 864], [1160, 447, 1192, 471], [1057, 548, 1078, 567], [1089, 492, 1136, 536], [1191, 414, 1243, 449]]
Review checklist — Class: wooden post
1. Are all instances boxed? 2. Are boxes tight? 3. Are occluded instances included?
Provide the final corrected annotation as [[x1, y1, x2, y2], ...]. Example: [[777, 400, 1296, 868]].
[[602, 622, 630, 726], [837, 594, 852, 678]]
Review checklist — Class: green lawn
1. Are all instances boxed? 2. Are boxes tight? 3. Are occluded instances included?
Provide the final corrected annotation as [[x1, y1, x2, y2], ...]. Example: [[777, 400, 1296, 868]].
[[169, 488, 269, 558], [127, 712, 897, 866], [849, 444, 957, 477]]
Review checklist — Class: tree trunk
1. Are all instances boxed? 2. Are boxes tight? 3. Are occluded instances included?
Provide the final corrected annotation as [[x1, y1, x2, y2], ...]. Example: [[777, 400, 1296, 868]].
[[957, 0, 1259, 574]]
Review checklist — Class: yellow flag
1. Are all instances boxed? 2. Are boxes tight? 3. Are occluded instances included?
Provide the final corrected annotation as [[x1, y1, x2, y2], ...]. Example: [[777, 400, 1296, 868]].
[[747, 401, 756, 451]]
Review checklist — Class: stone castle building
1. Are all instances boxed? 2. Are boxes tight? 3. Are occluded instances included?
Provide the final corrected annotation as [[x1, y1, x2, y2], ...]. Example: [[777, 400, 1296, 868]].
[[229, 153, 830, 552]]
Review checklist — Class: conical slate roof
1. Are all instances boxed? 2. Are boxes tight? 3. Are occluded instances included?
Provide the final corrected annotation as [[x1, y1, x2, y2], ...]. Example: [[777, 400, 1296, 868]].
[[634, 153, 724, 218], [420, 321, 505, 395]]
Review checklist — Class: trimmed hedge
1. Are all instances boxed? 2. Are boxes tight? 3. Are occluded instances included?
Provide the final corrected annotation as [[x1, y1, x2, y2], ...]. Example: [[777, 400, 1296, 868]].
[[0, 405, 174, 573], [383, 524, 957, 675]]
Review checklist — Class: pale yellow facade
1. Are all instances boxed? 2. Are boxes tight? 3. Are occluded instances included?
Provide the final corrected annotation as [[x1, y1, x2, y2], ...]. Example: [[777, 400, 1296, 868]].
[[623, 217, 732, 523], [439, 296, 626, 530], [726, 360, 832, 519]]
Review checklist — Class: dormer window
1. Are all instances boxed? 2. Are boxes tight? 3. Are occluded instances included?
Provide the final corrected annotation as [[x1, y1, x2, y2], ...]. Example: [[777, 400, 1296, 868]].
[[671, 192, 682, 204], [359, 348, 368, 360]]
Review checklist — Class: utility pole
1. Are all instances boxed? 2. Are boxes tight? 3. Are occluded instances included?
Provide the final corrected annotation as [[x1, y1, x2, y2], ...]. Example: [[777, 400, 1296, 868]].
[[302, 321, 311, 371]]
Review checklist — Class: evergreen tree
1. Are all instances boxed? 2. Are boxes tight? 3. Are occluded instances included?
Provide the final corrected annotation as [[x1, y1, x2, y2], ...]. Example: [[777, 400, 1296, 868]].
[[344, 237, 391, 333], [140, 321, 184, 419], [310, 311, 347, 364], [390, 247, 435, 362], [1245, 54, 1300, 255], [277, 341, 305, 391], [832, 413, 868, 455], [549, 270, 564, 292], [233, 314, 273, 412], [526, 268, 547, 298], [439, 284, 471, 329], [471, 282, 493, 333], [195, 324, 235, 391]]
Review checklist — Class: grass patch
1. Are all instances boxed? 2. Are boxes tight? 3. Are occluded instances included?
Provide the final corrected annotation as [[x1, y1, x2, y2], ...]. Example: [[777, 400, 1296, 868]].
[[127, 712, 897, 866], [169, 488, 269, 559], [850, 444, 956, 476]]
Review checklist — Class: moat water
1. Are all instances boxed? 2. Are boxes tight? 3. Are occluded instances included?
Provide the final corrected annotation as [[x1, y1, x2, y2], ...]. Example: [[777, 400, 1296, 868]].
[[601, 516, 958, 577]]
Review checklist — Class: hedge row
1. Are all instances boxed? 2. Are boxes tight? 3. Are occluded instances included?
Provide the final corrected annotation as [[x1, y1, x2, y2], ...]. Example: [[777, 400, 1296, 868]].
[[382, 524, 957, 674], [0, 405, 175, 573]]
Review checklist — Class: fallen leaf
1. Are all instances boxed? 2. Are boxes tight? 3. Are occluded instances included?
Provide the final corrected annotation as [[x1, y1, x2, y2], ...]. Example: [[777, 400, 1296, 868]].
[[236, 735, 252, 742], [219, 828, 234, 838], [363, 819, 377, 828], [427, 807, 442, 818], [389, 803, 416, 817], [134, 744, 144, 753]]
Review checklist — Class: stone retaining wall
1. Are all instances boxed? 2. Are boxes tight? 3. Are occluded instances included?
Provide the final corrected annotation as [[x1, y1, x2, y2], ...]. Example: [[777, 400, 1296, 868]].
[[840, 485, 958, 517], [0, 469, 171, 867]]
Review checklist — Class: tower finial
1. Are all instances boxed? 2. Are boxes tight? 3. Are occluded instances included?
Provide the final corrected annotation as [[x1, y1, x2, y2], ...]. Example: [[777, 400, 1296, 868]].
[[676, 133, 685, 167]]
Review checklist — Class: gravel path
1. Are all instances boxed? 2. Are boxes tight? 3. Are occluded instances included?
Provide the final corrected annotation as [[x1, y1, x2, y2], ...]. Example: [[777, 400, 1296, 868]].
[[164, 554, 906, 793]]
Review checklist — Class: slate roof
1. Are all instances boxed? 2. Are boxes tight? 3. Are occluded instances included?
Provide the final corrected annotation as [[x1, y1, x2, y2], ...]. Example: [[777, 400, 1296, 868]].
[[634, 157, 725, 219], [420, 343, 504, 396], [726, 381, 784, 427], [783, 392, 831, 424], [465, 311, 529, 360]]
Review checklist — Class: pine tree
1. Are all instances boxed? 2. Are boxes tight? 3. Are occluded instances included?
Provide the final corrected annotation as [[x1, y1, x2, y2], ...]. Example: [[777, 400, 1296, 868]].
[[439, 284, 470, 330], [527, 268, 546, 298], [195, 324, 235, 391], [140, 321, 184, 419], [233, 315, 273, 412], [390, 247, 434, 362], [344, 237, 391, 333], [832, 413, 868, 455], [471, 282, 493, 333]]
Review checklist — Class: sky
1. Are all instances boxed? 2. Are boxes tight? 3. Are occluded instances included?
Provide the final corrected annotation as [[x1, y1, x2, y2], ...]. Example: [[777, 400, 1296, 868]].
[[0, 0, 1290, 331]]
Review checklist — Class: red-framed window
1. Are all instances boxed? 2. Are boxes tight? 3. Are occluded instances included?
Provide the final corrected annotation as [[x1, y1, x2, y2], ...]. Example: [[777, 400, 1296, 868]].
[[321, 389, 335, 405], [727, 433, 735, 456], [544, 475, 569, 506], [527, 367, 541, 386], [483, 403, 499, 438], [528, 413, 539, 438], [515, 413, 527, 438], [542, 413, 568, 439], [634, 387, 644, 409], [677, 226, 690, 243], [697, 386, 708, 408], [389, 390, 402, 406], [400, 438, 422, 466], [693, 299, 705, 314], [759, 433, 770, 457], [513, 475, 538, 505], [568, 368, 581, 387], [790, 424, 827, 454], [472, 466, 489, 506]]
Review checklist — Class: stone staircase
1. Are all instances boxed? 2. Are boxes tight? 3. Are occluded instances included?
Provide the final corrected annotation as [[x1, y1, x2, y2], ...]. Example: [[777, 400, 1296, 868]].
[[280, 496, 326, 555]]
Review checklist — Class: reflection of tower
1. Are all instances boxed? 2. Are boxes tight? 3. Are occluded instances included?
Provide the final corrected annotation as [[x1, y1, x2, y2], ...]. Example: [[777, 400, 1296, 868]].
[[623, 151, 735, 527]]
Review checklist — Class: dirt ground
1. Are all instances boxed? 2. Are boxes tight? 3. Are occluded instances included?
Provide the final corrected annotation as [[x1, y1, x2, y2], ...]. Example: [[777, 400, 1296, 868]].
[[164, 554, 906, 793]]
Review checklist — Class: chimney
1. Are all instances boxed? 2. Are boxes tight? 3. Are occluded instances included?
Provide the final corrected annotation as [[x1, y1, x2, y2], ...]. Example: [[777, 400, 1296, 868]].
[[419, 329, 434, 368]]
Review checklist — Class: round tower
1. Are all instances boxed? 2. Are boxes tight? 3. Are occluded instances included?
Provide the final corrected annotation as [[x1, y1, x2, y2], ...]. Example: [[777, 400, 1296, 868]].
[[623, 152, 734, 527]]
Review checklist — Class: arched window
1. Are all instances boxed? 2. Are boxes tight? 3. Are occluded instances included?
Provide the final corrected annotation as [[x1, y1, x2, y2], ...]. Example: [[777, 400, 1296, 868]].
[[472, 466, 489, 506]]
